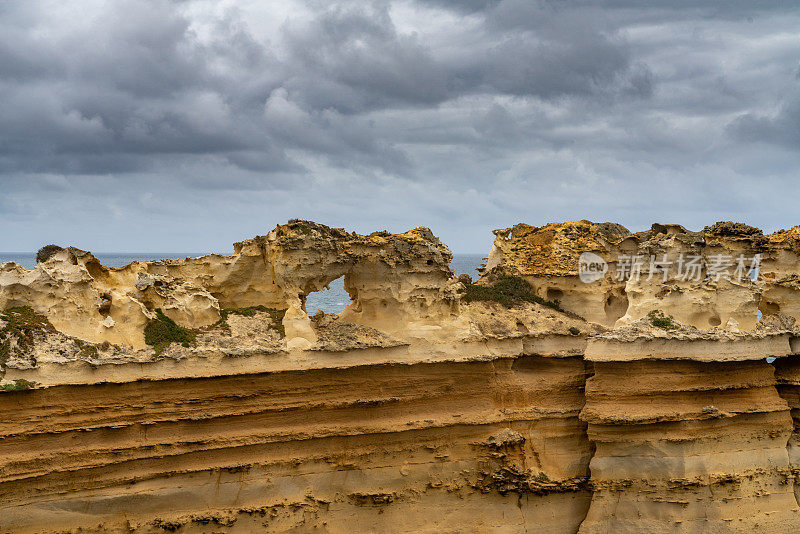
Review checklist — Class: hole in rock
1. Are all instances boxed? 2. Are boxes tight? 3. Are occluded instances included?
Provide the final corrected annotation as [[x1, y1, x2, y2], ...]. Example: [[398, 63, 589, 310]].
[[546, 288, 564, 302], [305, 276, 352, 316], [750, 263, 760, 281], [98, 294, 112, 317], [759, 300, 780, 318], [84, 258, 105, 279], [708, 315, 721, 327], [604, 288, 628, 325]]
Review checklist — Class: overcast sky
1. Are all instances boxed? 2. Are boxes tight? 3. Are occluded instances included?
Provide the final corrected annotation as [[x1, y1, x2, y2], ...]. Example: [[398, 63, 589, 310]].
[[1, 1, 799, 254]]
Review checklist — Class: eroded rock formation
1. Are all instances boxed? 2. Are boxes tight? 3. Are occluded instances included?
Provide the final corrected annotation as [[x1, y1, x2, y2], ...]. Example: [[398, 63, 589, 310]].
[[482, 220, 784, 331], [2, 219, 800, 533], [0, 220, 458, 350]]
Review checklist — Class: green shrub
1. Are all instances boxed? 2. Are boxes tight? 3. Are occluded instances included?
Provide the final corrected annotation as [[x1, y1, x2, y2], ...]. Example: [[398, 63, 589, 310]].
[[144, 309, 197, 355], [648, 310, 677, 330], [36, 244, 63, 263], [1, 379, 35, 392], [463, 275, 565, 312], [1, 306, 56, 367]]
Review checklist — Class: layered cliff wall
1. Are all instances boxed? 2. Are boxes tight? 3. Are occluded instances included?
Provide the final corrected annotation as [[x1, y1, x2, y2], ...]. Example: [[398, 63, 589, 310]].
[[2, 219, 800, 533], [581, 331, 799, 533], [0, 355, 593, 533]]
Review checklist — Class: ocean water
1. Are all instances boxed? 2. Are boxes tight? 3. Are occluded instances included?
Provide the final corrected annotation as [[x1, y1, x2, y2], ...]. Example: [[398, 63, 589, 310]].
[[0, 253, 204, 271], [0, 252, 486, 316]]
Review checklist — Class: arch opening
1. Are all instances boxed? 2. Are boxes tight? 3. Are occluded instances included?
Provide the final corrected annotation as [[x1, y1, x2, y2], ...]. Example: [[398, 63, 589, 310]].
[[305, 276, 352, 316]]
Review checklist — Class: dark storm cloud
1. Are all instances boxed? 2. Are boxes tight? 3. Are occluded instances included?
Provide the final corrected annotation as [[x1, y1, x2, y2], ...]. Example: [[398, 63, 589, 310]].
[[283, 2, 650, 111], [282, 5, 451, 111], [729, 95, 800, 149], [0, 1, 305, 176], [1, 0, 800, 253], [0, 0, 651, 178]]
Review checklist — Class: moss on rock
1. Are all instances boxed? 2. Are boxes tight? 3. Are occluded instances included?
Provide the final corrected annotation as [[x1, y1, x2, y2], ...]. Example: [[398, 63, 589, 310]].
[[648, 310, 677, 330], [218, 305, 287, 337], [1, 379, 35, 392]]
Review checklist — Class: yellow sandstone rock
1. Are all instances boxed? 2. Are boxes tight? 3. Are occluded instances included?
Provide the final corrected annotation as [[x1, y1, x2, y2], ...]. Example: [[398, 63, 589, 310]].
[[2, 219, 800, 533]]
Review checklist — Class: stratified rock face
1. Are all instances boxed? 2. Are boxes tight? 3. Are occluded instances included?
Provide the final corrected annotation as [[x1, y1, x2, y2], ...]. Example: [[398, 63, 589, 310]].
[[3, 219, 800, 533], [0, 355, 593, 533], [581, 329, 799, 533], [773, 350, 800, 508]]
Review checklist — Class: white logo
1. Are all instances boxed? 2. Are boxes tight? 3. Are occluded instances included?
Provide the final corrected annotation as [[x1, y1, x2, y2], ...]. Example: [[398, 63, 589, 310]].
[[579, 252, 608, 283]]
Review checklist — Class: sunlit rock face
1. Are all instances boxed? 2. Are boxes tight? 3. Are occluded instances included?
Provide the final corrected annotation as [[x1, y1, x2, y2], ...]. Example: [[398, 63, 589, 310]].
[[0, 220, 459, 349], [480, 220, 800, 332], [479, 221, 636, 327], [580, 329, 799, 533], [2, 219, 800, 533], [761, 227, 800, 324], [0, 247, 221, 348]]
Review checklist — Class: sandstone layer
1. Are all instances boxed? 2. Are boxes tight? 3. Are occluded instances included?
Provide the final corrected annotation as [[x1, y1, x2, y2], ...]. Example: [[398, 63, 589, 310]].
[[2, 219, 800, 533], [581, 327, 798, 533]]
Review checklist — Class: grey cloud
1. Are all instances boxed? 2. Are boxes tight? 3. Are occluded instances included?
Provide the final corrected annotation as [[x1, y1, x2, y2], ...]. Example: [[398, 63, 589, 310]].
[[729, 95, 800, 149], [284, 1, 649, 111], [0, 0, 651, 180], [0, 1, 285, 176], [281, 4, 451, 111], [1, 0, 800, 253], [434, 0, 795, 24]]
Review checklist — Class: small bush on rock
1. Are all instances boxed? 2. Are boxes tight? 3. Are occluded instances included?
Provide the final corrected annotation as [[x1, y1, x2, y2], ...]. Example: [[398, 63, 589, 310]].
[[648, 310, 677, 330], [36, 245, 63, 263], [144, 309, 197, 355], [463, 274, 564, 312]]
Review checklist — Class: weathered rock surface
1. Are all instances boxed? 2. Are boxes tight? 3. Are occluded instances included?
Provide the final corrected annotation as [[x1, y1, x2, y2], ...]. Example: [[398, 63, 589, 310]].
[[482, 220, 800, 332], [2, 219, 800, 533], [581, 332, 799, 533], [0, 220, 458, 351]]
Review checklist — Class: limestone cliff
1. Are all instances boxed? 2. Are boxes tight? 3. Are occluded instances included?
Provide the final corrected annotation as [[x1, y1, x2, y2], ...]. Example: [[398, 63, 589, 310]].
[[1, 220, 800, 533]]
